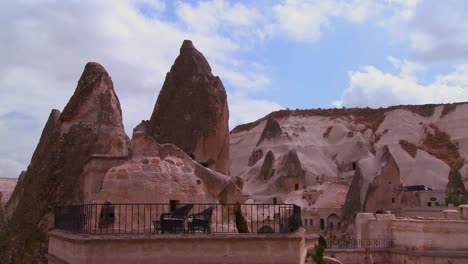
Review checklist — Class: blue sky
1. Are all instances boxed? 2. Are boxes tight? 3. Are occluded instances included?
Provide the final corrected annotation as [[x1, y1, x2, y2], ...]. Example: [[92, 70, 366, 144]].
[[1, 0, 468, 178]]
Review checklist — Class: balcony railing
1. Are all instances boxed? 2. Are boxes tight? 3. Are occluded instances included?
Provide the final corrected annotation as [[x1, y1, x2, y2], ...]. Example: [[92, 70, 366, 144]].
[[54, 203, 302, 235]]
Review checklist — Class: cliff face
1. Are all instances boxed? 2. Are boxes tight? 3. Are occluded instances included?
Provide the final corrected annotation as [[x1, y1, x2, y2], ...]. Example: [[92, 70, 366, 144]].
[[148, 40, 230, 175], [2, 63, 129, 263], [230, 102, 468, 215]]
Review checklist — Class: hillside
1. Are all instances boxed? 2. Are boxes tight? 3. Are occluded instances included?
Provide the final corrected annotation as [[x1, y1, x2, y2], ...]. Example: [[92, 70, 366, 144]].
[[230, 102, 468, 215]]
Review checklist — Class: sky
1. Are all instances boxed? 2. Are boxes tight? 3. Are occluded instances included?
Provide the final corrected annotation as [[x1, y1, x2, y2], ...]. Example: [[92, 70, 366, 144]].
[[1, 0, 468, 178]]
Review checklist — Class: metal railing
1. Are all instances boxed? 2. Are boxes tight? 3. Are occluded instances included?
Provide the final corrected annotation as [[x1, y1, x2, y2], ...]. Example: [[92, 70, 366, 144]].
[[329, 239, 393, 249], [54, 203, 301, 235]]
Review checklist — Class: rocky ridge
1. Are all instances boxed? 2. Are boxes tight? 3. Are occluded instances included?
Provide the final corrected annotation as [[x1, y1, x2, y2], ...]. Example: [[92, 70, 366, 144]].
[[230, 102, 468, 224]]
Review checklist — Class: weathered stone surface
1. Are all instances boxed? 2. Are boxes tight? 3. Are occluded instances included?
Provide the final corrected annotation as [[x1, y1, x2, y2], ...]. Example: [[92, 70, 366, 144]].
[[95, 141, 243, 205], [363, 147, 402, 212], [277, 150, 303, 178], [259, 151, 275, 180], [2, 62, 129, 263], [256, 118, 282, 146], [248, 149, 263, 166], [148, 40, 229, 175], [340, 165, 364, 230]]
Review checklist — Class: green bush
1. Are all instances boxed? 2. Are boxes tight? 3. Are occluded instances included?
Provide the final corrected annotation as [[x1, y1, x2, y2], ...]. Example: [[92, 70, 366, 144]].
[[307, 244, 325, 264], [447, 191, 465, 206]]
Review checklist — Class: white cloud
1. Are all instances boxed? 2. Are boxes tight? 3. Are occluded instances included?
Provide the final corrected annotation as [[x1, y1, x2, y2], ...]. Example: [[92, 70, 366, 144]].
[[380, 0, 468, 62], [0, 0, 280, 177], [176, 0, 263, 34], [228, 93, 283, 129], [273, 0, 382, 41], [435, 65, 468, 87], [335, 58, 468, 108], [0, 159, 26, 178]]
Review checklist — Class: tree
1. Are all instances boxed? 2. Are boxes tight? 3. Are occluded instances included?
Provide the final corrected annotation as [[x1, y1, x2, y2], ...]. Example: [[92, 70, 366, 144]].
[[447, 191, 465, 206], [307, 244, 325, 264], [307, 236, 327, 264]]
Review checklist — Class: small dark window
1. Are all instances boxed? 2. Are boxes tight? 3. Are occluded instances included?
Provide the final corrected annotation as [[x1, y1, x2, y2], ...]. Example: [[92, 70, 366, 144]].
[[320, 219, 325, 230], [388, 181, 392, 184], [310, 219, 313, 227], [305, 219, 308, 226], [435, 202, 440, 206], [392, 198, 395, 203], [295, 184, 299, 190], [273, 197, 277, 204], [352, 162, 357, 170], [427, 202, 431, 207], [330, 222, 334, 230]]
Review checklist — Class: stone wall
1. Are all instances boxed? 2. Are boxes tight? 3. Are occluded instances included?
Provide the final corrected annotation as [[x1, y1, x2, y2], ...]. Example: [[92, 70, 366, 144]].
[[397, 207, 455, 218], [325, 248, 390, 264], [326, 248, 468, 264], [302, 208, 342, 231], [355, 213, 395, 240], [82, 155, 128, 203], [48, 230, 306, 264], [348, 211, 468, 263], [392, 218, 468, 251], [281, 176, 303, 193]]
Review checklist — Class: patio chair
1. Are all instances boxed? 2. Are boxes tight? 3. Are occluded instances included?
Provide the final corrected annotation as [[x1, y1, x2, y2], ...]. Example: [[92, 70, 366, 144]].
[[188, 206, 215, 234], [160, 204, 193, 234]]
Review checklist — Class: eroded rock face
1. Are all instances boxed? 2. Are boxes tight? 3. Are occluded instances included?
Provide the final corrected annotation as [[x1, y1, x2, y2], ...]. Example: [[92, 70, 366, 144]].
[[96, 139, 243, 205], [277, 150, 303, 178], [340, 166, 364, 229], [363, 147, 402, 212], [259, 151, 275, 180], [248, 149, 263, 166], [148, 40, 229, 175], [256, 118, 282, 146], [2, 63, 129, 263], [340, 146, 402, 229]]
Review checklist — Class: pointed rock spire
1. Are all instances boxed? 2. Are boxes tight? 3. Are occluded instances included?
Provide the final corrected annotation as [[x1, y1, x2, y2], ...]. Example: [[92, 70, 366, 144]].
[[3, 62, 129, 262], [259, 151, 275, 180], [277, 150, 303, 178], [148, 40, 229, 175], [256, 118, 282, 146], [61, 62, 124, 128]]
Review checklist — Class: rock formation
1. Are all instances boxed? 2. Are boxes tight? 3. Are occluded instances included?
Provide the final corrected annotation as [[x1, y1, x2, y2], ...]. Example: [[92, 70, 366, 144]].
[[362, 146, 402, 212], [259, 151, 275, 180], [256, 118, 282, 146], [248, 149, 263, 166], [2, 62, 129, 263], [95, 136, 243, 205], [277, 150, 304, 179], [340, 165, 364, 229], [148, 40, 230, 175], [3, 41, 242, 262], [230, 102, 468, 233]]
